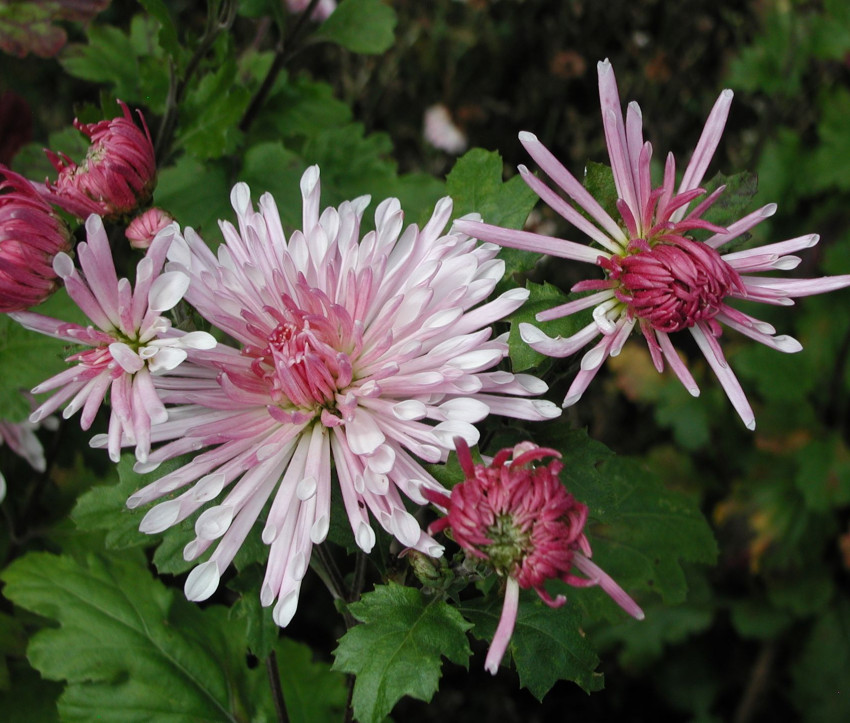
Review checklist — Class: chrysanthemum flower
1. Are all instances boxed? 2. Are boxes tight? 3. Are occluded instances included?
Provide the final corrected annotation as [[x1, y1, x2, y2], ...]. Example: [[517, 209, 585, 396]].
[[124, 166, 560, 627], [11, 216, 215, 463], [424, 438, 643, 674], [40, 100, 156, 219], [0, 167, 71, 312], [456, 59, 850, 429]]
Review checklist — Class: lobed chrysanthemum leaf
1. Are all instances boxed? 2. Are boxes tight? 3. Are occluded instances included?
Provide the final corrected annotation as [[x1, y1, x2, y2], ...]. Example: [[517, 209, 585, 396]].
[[461, 591, 604, 698], [0, 551, 277, 722], [541, 430, 718, 611], [313, 0, 397, 55], [332, 583, 472, 723]]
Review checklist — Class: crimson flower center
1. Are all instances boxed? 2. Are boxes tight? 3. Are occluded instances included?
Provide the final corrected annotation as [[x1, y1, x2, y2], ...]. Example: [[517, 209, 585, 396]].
[[606, 237, 741, 333]]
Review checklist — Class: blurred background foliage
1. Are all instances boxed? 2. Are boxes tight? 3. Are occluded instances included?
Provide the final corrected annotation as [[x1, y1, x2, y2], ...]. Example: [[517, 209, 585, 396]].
[[1, 0, 850, 721]]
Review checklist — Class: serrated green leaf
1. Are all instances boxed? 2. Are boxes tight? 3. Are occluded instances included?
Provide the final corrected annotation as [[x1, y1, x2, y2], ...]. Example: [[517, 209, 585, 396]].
[[332, 583, 471, 723], [791, 599, 850, 723], [136, 0, 181, 63], [0, 552, 275, 722], [60, 24, 141, 100], [447, 147, 539, 231], [314, 0, 397, 55], [178, 59, 250, 160], [461, 591, 604, 698], [506, 281, 587, 372], [154, 156, 232, 241], [240, 141, 304, 228], [695, 171, 759, 246], [810, 86, 850, 192], [549, 430, 717, 609]]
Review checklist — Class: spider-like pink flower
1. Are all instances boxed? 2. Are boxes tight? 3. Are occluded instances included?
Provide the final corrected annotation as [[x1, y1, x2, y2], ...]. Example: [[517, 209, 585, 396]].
[[41, 100, 156, 219], [123, 166, 560, 627], [424, 438, 643, 674], [0, 167, 71, 312], [11, 216, 215, 463], [456, 59, 850, 429]]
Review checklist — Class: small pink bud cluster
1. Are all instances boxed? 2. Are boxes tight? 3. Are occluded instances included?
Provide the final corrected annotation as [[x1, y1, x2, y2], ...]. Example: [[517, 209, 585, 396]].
[[0, 168, 71, 312], [125, 208, 174, 250], [43, 100, 156, 220], [425, 439, 643, 674]]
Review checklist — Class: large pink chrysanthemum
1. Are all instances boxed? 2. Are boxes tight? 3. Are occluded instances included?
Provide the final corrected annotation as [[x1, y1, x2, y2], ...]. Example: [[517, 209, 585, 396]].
[[424, 439, 643, 674], [11, 216, 215, 463], [456, 59, 850, 429], [124, 166, 560, 627]]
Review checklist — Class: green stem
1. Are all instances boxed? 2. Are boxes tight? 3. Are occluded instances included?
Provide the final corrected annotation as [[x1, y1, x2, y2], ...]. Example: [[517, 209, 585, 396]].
[[154, 0, 238, 165]]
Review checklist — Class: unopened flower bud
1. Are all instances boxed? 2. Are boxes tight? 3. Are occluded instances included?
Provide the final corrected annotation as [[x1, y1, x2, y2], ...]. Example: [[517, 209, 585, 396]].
[[126, 207, 174, 250], [0, 167, 71, 312], [41, 100, 156, 219]]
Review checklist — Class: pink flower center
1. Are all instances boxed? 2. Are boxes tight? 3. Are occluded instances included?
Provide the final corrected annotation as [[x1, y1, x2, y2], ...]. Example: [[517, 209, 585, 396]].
[[604, 237, 742, 333], [247, 289, 360, 418]]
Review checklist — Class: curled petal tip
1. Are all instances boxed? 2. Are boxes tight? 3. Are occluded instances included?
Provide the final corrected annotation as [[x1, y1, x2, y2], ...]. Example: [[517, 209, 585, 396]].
[[518, 130, 538, 144]]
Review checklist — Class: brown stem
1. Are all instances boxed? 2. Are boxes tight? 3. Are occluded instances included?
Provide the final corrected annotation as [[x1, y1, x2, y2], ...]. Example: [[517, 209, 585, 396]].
[[238, 0, 324, 134], [733, 641, 777, 723], [266, 649, 290, 723]]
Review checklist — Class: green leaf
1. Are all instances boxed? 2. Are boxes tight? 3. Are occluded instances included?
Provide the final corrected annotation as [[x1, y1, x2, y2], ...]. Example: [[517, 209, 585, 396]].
[[461, 591, 604, 698], [275, 639, 348, 723], [0, 663, 61, 722], [506, 281, 586, 372], [791, 599, 850, 723], [314, 0, 397, 55], [178, 58, 250, 160], [810, 86, 850, 192], [0, 289, 87, 423], [155, 156, 232, 241], [550, 430, 718, 610], [793, 435, 850, 512], [136, 0, 181, 64], [1, 551, 274, 722], [695, 171, 759, 245], [446, 148, 540, 287], [240, 142, 305, 229], [0, 0, 107, 58], [447, 148, 539, 231], [583, 161, 619, 224], [60, 24, 141, 100], [71, 453, 199, 575], [332, 583, 472, 723]]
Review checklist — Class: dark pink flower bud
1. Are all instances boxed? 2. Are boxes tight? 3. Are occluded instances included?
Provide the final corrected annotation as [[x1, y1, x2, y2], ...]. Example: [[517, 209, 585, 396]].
[[0, 167, 71, 312], [425, 438, 643, 674], [42, 100, 156, 219], [125, 207, 173, 249]]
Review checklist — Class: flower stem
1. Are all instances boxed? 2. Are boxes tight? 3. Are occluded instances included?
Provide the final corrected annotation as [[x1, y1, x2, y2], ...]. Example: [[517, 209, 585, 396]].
[[238, 0, 323, 134], [266, 649, 290, 723]]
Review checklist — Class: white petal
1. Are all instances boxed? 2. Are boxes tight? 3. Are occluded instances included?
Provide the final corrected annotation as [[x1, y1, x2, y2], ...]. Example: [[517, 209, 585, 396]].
[[346, 408, 385, 455], [195, 504, 234, 540], [139, 499, 181, 534], [147, 346, 188, 373], [109, 342, 145, 373], [148, 271, 191, 312], [184, 560, 221, 601]]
